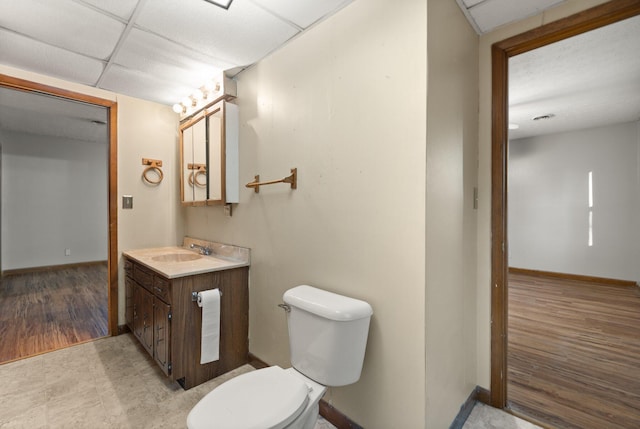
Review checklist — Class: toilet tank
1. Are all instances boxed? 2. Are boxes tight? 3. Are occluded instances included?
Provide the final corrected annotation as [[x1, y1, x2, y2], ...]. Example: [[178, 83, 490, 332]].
[[283, 285, 373, 387]]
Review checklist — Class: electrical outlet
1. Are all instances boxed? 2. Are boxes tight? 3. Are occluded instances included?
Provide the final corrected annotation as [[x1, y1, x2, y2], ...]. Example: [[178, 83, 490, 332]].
[[224, 204, 232, 217], [65, 248, 71, 256]]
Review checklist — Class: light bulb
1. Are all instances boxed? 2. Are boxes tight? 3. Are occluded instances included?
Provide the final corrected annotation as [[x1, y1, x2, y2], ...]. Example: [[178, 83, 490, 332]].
[[172, 103, 184, 114], [193, 89, 203, 100]]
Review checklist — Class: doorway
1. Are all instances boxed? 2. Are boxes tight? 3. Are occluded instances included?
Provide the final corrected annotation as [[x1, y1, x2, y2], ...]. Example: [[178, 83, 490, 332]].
[[490, 0, 640, 420], [0, 74, 118, 360]]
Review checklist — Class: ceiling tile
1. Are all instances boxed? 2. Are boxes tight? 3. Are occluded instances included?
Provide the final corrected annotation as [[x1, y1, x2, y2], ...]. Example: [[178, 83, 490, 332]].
[[78, 0, 140, 20], [470, 0, 565, 33], [0, 0, 125, 60], [250, 0, 353, 29], [0, 28, 105, 85], [99, 64, 192, 105], [135, 0, 299, 66], [113, 28, 234, 88]]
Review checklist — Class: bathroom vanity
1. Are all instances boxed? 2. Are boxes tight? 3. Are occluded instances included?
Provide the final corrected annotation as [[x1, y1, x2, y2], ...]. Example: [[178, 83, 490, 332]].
[[123, 239, 250, 389]]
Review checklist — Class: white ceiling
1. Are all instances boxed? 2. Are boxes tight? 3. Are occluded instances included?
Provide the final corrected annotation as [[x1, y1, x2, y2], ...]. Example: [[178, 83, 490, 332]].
[[456, 0, 567, 34], [0, 0, 354, 107], [0, 1, 638, 144], [509, 14, 640, 140], [0, 86, 108, 143]]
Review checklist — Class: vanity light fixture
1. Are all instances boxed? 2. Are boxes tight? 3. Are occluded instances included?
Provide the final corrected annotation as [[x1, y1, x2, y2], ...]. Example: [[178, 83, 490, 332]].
[[203, 0, 233, 10], [173, 77, 224, 117]]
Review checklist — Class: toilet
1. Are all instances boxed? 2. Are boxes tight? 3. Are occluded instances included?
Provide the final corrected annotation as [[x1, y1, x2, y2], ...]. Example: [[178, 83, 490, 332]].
[[187, 285, 373, 429]]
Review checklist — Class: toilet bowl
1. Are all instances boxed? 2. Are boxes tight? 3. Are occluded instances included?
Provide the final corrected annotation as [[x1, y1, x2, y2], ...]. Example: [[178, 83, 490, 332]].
[[187, 366, 326, 429], [187, 285, 373, 429]]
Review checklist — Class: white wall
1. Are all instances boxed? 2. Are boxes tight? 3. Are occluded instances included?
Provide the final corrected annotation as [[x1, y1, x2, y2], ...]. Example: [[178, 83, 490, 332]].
[[477, 0, 611, 389], [1, 131, 107, 270], [509, 121, 640, 283]]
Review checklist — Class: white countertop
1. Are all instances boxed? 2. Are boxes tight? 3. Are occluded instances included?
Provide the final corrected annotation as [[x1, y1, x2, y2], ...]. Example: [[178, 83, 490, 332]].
[[123, 246, 250, 279]]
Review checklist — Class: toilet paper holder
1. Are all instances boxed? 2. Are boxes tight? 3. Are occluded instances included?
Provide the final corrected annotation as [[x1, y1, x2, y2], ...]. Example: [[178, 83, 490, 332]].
[[192, 290, 222, 302]]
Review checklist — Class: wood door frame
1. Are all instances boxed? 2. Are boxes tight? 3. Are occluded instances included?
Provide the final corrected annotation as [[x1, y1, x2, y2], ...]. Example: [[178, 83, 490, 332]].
[[0, 74, 118, 336], [490, 0, 640, 409]]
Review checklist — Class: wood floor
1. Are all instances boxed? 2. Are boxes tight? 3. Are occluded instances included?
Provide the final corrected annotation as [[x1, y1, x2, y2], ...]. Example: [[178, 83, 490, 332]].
[[507, 272, 640, 428], [0, 263, 108, 364]]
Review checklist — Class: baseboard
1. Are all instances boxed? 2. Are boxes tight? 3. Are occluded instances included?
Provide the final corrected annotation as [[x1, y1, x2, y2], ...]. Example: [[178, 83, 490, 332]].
[[248, 353, 363, 429], [320, 401, 364, 429], [117, 324, 131, 335], [2, 260, 108, 276], [247, 352, 269, 369], [476, 386, 490, 405], [449, 386, 491, 429], [509, 267, 637, 287]]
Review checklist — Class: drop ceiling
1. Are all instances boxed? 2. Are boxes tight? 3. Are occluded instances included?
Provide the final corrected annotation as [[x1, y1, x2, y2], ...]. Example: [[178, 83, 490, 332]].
[[0, 1, 638, 143], [456, 0, 567, 34], [0, 0, 354, 106]]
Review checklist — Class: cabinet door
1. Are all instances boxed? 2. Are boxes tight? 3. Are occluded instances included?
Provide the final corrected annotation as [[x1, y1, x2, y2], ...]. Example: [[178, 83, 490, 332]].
[[139, 286, 154, 356], [153, 298, 172, 376], [125, 277, 134, 331], [133, 284, 143, 342], [180, 100, 238, 206]]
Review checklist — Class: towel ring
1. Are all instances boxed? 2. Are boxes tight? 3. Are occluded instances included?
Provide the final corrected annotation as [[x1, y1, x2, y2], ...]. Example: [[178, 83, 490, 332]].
[[142, 165, 164, 185], [188, 169, 207, 188]]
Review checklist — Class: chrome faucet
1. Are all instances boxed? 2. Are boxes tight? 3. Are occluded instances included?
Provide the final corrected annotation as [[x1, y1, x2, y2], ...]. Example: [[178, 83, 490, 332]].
[[190, 243, 212, 255]]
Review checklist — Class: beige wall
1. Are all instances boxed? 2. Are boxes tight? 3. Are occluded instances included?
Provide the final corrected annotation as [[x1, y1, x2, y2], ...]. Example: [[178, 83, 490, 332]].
[[184, 0, 428, 427], [0, 64, 184, 325], [116, 94, 184, 321], [475, 0, 611, 389], [425, 0, 479, 426]]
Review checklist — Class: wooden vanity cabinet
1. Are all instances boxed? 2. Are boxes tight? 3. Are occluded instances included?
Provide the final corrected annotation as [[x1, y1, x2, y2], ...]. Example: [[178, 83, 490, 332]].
[[123, 256, 249, 388]]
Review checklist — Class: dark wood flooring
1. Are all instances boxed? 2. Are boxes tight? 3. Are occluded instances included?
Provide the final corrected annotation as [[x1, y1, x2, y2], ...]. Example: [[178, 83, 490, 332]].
[[0, 263, 108, 364], [508, 272, 640, 428]]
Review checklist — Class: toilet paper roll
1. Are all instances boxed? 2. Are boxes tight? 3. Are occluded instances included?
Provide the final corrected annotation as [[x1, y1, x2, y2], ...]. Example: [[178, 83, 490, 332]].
[[197, 289, 220, 364]]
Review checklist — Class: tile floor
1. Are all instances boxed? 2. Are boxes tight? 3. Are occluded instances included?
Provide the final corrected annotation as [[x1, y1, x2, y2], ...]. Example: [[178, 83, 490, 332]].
[[0, 333, 539, 429], [463, 403, 542, 429], [0, 333, 336, 429]]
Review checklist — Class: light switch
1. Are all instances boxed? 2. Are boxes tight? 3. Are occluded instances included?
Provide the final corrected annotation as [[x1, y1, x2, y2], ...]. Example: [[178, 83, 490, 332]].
[[122, 195, 133, 209]]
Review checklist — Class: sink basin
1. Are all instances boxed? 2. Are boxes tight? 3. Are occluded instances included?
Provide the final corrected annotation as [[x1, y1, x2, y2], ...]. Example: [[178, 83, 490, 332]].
[[152, 253, 202, 263]]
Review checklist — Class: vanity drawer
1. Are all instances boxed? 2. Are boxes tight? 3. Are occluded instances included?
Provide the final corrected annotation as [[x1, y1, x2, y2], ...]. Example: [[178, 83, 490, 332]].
[[133, 264, 154, 291], [153, 276, 171, 303]]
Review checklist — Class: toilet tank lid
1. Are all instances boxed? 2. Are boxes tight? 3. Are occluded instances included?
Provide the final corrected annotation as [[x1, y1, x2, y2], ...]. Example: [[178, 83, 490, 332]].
[[283, 285, 373, 321]]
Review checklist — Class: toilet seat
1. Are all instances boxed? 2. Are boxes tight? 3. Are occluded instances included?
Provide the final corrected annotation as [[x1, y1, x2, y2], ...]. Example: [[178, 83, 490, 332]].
[[187, 366, 310, 429]]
